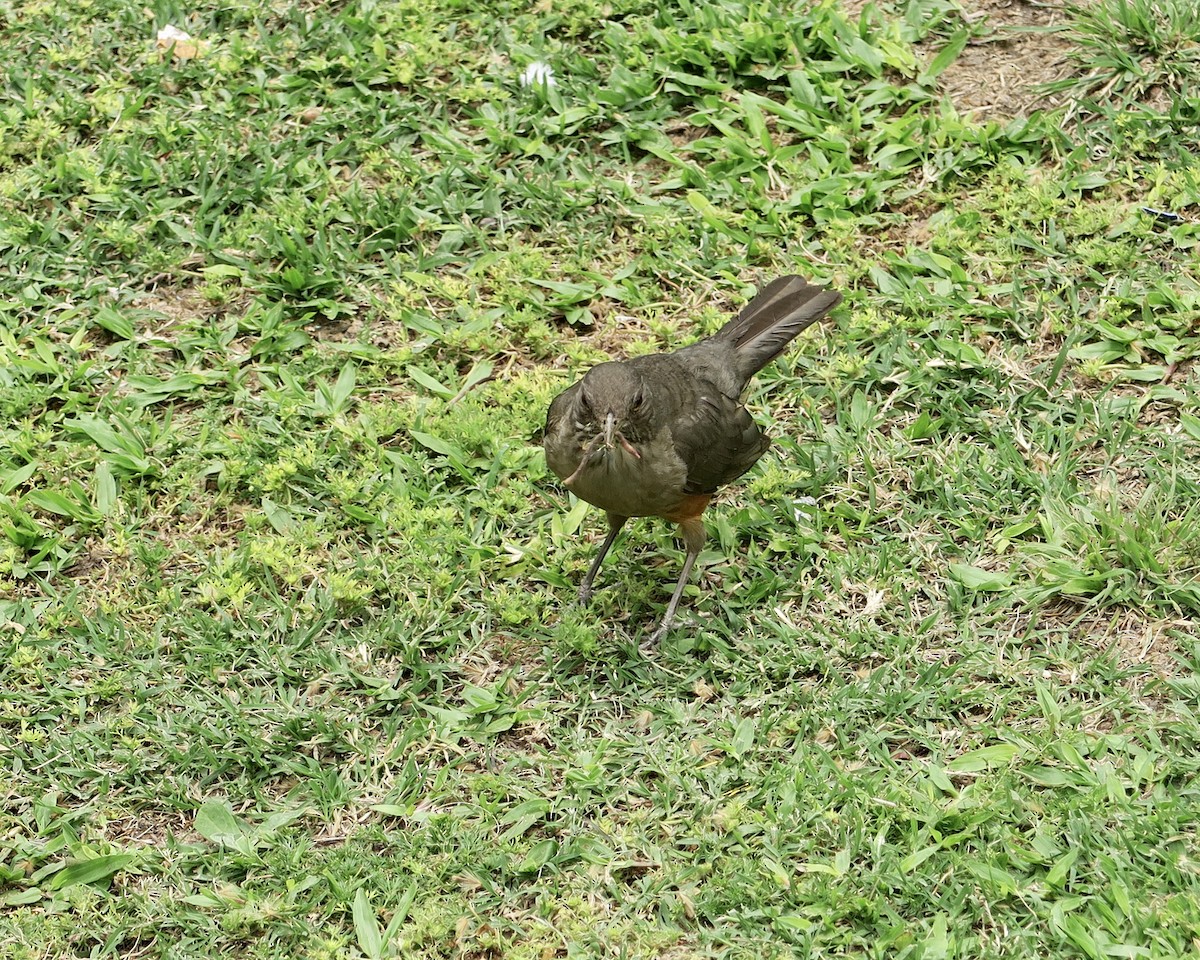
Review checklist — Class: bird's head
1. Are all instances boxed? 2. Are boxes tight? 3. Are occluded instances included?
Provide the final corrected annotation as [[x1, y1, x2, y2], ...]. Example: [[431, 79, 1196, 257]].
[[575, 362, 648, 458]]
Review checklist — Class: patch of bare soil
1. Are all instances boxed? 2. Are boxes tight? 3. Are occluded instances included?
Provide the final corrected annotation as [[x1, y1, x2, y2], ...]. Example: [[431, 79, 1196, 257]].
[[132, 284, 241, 330], [99, 809, 193, 847], [936, 0, 1077, 119], [836, 0, 1077, 119], [1034, 602, 1181, 674]]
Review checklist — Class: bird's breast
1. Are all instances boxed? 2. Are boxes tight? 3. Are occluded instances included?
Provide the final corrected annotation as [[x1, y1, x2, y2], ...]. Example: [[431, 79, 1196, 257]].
[[552, 433, 690, 519]]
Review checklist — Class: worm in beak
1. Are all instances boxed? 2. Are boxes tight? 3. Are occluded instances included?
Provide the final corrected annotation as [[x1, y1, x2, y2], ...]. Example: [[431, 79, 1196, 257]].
[[604, 411, 640, 459]]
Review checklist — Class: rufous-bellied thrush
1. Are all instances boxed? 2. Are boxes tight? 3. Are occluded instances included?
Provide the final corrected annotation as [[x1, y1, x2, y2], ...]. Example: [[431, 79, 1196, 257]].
[[544, 275, 842, 644]]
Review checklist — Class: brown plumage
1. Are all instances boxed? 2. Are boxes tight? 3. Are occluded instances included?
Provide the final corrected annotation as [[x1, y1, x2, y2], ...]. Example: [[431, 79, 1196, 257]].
[[544, 275, 842, 644]]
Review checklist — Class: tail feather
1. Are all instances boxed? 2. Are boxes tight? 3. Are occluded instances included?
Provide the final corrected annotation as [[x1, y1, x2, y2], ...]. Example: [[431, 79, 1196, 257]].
[[714, 275, 842, 381]]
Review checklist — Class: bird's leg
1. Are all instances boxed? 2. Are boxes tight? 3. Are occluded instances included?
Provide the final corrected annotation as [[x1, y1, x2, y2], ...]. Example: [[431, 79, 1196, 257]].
[[645, 518, 706, 647], [578, 513, 628, 604]]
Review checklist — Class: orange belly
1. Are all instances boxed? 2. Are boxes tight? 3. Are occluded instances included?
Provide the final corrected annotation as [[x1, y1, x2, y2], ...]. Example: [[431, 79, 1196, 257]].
[[662, 492, 713, 523]]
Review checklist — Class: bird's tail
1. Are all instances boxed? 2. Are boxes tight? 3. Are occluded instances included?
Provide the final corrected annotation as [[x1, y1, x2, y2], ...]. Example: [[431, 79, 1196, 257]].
[[712, 275, 841, 382]]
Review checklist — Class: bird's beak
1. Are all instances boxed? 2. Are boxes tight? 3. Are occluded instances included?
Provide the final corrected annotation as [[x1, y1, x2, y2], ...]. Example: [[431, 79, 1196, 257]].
[[603, 411, 616, 448]]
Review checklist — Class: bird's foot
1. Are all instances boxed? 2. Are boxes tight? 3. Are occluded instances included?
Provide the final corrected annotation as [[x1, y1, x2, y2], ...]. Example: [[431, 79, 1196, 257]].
[[641, 617, 675, 650], [577, 581, 606, 605], [577, 578, 617, 605]]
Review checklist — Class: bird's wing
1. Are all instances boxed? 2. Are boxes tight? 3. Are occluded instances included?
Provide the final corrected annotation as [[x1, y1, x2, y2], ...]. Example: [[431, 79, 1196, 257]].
[[543, 382, 585, 481], [667, 386, 770, 494], [544, 381, 580, 434], [623, 353, 770, 494]]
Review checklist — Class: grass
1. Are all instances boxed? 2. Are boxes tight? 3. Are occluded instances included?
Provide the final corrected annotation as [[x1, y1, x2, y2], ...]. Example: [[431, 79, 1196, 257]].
[[1048, 0, 1200, 106], [2, 0, 1200, 956]]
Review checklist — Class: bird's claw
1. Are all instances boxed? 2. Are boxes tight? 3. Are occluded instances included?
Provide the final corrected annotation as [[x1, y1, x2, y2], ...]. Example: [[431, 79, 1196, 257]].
[[576, 581, 609, 605], [642, 619, 673, 650]]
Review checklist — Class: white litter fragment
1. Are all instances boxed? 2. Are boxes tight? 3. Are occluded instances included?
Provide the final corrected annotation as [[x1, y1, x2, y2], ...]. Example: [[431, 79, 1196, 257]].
[[157, 24, 192, 43], [520, 62, 557, 87], [156, 23, 203, 59]]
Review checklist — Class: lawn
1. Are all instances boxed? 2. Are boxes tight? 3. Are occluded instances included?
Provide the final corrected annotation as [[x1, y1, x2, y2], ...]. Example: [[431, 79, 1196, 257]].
[[3, 0, 1200, 956]]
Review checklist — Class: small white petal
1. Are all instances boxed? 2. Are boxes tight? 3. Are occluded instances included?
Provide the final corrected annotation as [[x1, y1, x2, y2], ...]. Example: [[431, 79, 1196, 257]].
[[157, 24, 192, 42], [520, 62, 557, 87]]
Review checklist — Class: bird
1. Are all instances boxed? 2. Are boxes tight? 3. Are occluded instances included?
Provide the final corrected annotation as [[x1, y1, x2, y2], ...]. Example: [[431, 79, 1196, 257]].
[[543, 274, 842, 644]]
